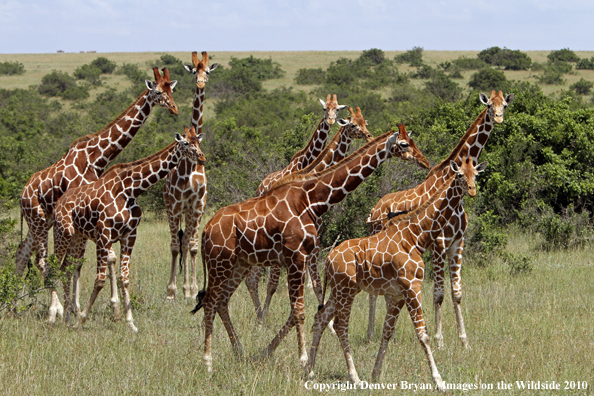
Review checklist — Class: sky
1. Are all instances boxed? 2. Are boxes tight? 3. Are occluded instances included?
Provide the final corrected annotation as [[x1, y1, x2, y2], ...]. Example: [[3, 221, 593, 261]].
[[1, 0, 593, 54]]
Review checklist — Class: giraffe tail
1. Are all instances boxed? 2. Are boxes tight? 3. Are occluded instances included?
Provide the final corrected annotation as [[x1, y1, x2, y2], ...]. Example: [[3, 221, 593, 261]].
[[190, 242, 208, 315], [20, 203, 23, 244], [178, 229, 184, 274], [318, 257, 330, 312]]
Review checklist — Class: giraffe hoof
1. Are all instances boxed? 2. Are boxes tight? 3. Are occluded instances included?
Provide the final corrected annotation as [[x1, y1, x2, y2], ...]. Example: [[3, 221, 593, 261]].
[[127, 321, 138, 333]]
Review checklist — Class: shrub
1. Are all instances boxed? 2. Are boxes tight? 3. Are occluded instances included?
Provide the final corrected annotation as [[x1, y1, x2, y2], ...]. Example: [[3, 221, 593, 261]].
[[90, 57, 117, 74], [477, 47, 532, 70], [358, 48, 385, 66], [294, 68, 326, 85], [115, 63, 150, 94], [576, 57, 594, 70], [536, 205, 592, 250], [38, 70, 88, 100], [570, 78, 594, 95], [538, 68, 565, 85], [477, 46, 502, 65], [0, 61, 26, 76], [451, 56, 488, 70], [468, 68, 509, 91], [394, 47, 424, 66], [465, 211, 508, 266], [547, 60, 573, 74], [547, 48, 579, 63], [410, 64, 434, 79], [73, 64, 102, 86], [228, 56, 285, 80], [424, 71, 462, 102]]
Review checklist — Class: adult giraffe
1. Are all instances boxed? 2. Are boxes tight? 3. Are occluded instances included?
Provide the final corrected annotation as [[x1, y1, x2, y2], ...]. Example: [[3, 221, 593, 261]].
[[16, 67, 178, 322], [255, 94, 346, 196], [245, 106, 377, 323], [191, 126, 429, 372], [53, 127, 204, 331], [306, 157, 487, 391], [164, 51, 218, 301], [365, 90, 514, 345]]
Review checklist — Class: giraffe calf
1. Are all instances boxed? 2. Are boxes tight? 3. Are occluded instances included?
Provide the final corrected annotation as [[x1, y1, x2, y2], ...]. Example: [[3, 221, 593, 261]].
[[306, 157, 487, 391]]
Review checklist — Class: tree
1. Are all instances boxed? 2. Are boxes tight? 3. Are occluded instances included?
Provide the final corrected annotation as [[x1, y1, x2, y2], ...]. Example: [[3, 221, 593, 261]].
[[394, 47, 424, 66], [90, 57, 117, 74], [547, 48, 579, 63], [0, 61, 26, 76], [38, 70, 89, 100], [570, 78, 593, 95], [477, 47, 531, 70], [359, 48, 385, 66], [468, 68, 509, 91], [424, 71, 462, 102]]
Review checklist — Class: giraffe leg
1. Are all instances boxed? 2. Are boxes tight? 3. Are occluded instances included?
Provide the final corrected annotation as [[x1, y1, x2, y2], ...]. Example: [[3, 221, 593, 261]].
[[188, 193, 206, 299], [432, 243, 447, 349], [183, 211, 201, 299], [244, 266, 264, 322], [79, 239, 111, 328], [333, 287, 361, 385], [15, 228, 35, 276], [107, 247, 121, 320], [403, 269, 445, 391], [61, 235, 86, 324], [71, 240, 88, 314], [36, 218, 64, 323], [261, 265, 281, 323], [306, 243, 324, 304], [449, 237, 469, 348], [371, 294, 405, 381], [366, 294, 378, 342], [304, 293, 337, 379], [165, 205, 182, 301], [119, 233, 138, 332]]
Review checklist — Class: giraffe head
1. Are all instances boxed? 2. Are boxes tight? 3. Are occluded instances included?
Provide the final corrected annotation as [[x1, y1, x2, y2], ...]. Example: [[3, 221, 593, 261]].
[[450, 156, 487, 197], [388, 123, 431, 169], [319, 94, 347, 125], [479, 90, 514, 124], [176, 126, 206, 165], [146, 67, 179, 115], [184, 51, 219, 89], [336, 107, 374, 141]]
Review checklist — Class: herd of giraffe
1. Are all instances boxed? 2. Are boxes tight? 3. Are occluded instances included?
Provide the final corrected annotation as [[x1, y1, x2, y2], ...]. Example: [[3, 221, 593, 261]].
[[14, 50, 514, 390]]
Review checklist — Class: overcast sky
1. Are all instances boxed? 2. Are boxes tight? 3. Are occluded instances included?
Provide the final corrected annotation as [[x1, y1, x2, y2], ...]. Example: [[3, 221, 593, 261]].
[[1, 0, 592, 54]]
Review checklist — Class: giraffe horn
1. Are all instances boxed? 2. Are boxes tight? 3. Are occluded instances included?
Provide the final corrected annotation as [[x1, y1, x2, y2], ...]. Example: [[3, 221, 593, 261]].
[[333, 94, 337, 103], [162, 67, 171, 81], [152, 66, 162, 82], [202, 51, 209, 67], [326, 94, 331, 103], [191, 51, 200, 68], [397, 123, 408, 137], [356, 107, 363, 117], [348, 107, 355, 117]]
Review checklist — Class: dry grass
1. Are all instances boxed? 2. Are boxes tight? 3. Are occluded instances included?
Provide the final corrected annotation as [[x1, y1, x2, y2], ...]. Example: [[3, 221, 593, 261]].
[[1, 214, 593, 395]]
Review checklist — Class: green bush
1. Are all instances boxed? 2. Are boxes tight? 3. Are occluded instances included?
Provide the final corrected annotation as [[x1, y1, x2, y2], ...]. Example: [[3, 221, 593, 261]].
[[424, 71, 462, 102], [547, 48, 580, 63], [115, 63, 150, 94], [536, 205, 592, 250], [465, 211, 508, 266], [294, 68, 326, 85], [394, 47, 424, 66], [576, 57, 594, 70], [570, 78, 594, 95], [0, 61, 26, 76], [468, 68, 509, 91], [547, 60, 573, 74], [38, 70, 89, 100], [451, 56, 488, 70], [410, 64, 434, 79], [90, 57, 117, 74], [477, 47, 532, 70], [538, 68, 565, 85], [358, 48, 385, 66], [73, 64, 102, 86]]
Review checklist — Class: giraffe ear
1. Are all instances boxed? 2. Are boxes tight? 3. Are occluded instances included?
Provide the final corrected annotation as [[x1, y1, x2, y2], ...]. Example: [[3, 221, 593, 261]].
[[145, 80, 155, 90], [336, 118, 349, 126], [450, 160, 460, 173], [505, 93, 514, 105], [338, 105, 348, 111], [319, 98, 326, 108], [197, 134, 204, 143], [479, 93, 489, 106], [209, 63, 219, 71], [475, 161, 488, 173], [175, 133, 184, 143], [170, 80, 178, 90], [183, 64, 194, 73]]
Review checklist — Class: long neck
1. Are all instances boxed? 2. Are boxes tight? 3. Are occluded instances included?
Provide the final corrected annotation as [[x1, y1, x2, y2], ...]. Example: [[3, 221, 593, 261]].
[[287, 112, 332, 170], [301, 131, 393, 218], [118, 142, 184, 199], [190, 86, 205, 133], [301, 126, 353, 174], [84, 90, 156, 173]]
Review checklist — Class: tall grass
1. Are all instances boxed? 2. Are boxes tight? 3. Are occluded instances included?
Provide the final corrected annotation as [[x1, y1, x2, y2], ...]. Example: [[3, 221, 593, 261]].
[[1, 218, 593, 395]]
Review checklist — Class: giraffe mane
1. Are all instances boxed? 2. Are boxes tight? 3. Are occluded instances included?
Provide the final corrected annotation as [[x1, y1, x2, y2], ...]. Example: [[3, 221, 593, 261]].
[[425, 107, 488, 178], [268, 130, 394, 191], [101, 141, 176, 177], [294, 125, 347, 175], [385, 174, 455, 225], [69, 89, 150, 149]]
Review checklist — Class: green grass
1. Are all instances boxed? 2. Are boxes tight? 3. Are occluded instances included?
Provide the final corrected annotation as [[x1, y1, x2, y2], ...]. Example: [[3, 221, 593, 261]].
[[1, 216, 593, 395]]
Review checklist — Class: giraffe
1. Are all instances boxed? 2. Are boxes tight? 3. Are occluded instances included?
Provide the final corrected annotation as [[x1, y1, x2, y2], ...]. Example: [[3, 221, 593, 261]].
[[52, 127, 205, 331], [255, 94, 346, 196], [191, 126, 429, 372], [305, 157, 487, 391], [364, 90, 514, 345], [244, 109, 426, 324], [164, 51, 218, 301], [15, 67, 178, 322]]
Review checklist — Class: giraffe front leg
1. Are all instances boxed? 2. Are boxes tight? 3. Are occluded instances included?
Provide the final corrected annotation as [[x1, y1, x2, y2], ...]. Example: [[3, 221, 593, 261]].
[[244, 266, 264, 322], [366, 294, 378, 342], [333, 288, 361, 385], [71, 240, 89, 314], [432, 243, 447, 349], [79, 241, 111, 328], [107, 247, 121, 320], [119, 234, 138, 332], [261, 265, 281, 323], [216, 264, 250, 359], [165, 203, 182, 301], [449, 237, 469, 348], [184, 210, 202, 299], [371, 294, 405, 381], [305, 294, 337, 380]]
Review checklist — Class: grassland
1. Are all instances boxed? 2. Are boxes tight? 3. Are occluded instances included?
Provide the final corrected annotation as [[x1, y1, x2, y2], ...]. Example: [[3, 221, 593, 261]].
[[0, 212, 593, 395]]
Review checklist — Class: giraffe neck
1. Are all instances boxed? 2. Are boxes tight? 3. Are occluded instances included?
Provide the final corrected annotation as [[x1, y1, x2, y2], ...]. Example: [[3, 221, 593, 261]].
[[81, 90, 158, 174], [300, 126, 353, 174], [190, 87, 205, 133], [390, 176, 466, 250], [111, 142, 187, 199], [297, 131, 395, 218], [287, 113, 332, 169]]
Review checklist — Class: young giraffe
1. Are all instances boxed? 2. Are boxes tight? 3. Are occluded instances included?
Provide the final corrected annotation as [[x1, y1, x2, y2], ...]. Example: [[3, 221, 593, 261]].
[[16, 67, 178, 322], [192, 127, 429, 372], [245, 106, 378, 323], [255, 94, 346, 196], [164, 51, 218, 301], [306, 157, 487, 391], [365, 90, 514, 345], [53, 127, 205, 331]]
